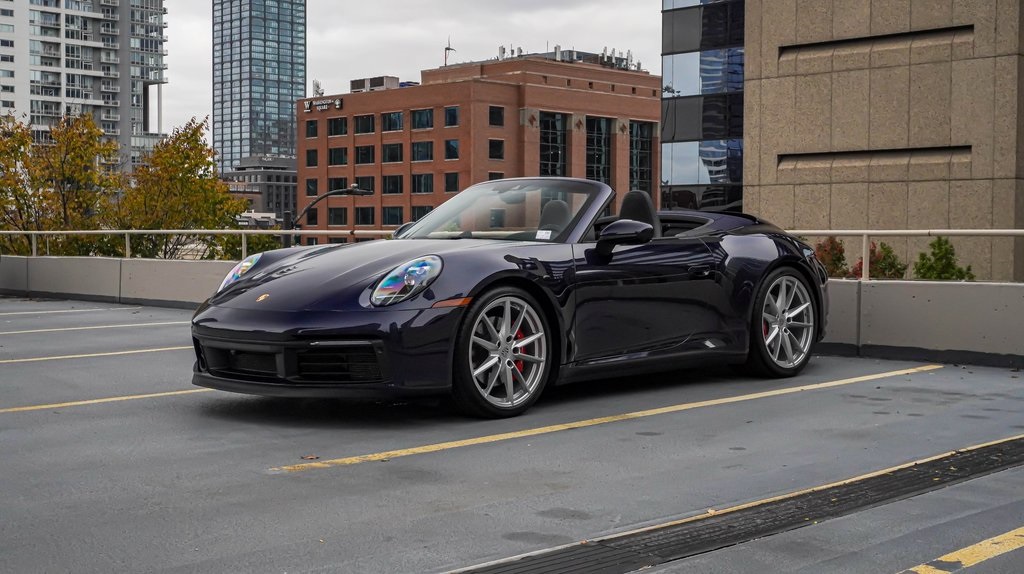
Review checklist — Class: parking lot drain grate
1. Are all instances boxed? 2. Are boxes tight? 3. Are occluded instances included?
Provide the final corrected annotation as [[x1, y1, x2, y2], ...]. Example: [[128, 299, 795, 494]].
[[458, 437, 1024, 574]]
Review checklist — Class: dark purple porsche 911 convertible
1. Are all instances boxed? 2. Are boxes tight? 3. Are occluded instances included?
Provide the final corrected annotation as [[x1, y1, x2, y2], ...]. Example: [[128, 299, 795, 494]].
[[191, 177, 828, 417]]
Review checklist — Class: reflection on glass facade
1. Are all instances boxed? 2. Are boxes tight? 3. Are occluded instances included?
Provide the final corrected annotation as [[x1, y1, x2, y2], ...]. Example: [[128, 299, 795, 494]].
[[585, 117, 612, 184], [539, 112, 567, 177], [213, 0, 307, 174], [661, 0, 744, 212]]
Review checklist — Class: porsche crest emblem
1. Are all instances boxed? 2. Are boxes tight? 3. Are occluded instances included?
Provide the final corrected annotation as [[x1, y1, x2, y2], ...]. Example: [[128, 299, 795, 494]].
[[256, 294, 270, 302]]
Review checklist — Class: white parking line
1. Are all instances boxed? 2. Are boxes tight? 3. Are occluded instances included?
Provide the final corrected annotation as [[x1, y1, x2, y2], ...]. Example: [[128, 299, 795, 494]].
[[0, 306, 141, 317], [0, 321, 189, 336]]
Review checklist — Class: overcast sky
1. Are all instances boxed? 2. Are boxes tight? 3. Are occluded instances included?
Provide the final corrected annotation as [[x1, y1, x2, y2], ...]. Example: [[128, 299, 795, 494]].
[[162, 0, 662, 132]]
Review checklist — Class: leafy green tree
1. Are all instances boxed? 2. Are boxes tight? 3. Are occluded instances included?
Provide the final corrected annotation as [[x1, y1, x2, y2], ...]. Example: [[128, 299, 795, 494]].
[[913, 236, 975, 281], [106, 117, 248, 259], [0, 114, 120, 255], [0, 115, 36, 254], [851, 241, 908, 279]]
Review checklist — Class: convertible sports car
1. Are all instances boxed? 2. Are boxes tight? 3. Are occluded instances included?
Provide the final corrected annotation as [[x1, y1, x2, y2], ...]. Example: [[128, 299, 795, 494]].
[[192, 177, 828, 417]]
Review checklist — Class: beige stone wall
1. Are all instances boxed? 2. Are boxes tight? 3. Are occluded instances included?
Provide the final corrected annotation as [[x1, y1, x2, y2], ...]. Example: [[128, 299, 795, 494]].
[[744, 0, 1024, 280]]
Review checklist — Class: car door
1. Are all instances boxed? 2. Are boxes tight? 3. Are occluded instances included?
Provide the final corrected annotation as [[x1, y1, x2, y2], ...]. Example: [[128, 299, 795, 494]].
[[569, 236, 722, 363]]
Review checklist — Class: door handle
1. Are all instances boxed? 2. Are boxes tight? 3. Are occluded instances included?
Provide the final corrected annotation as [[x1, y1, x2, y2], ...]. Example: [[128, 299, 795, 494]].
[[689, 264, 712, 278]]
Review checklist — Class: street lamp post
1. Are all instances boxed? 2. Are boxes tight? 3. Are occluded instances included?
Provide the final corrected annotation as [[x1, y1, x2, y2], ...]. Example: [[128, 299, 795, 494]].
[[282, 183, 373, 247]]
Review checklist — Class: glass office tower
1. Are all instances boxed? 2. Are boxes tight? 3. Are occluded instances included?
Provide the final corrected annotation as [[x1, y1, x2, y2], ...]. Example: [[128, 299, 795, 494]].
[[212, 0, 306, 174], [660, 0, 744, 211]]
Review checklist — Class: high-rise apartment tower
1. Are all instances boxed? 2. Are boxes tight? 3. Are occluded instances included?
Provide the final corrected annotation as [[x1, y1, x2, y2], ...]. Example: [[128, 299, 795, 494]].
[[0, 0, 168, 167], [212, 0, 306, 174]]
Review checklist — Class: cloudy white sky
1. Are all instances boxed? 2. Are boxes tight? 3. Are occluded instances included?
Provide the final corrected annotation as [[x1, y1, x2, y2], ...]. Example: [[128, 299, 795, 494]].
[[162, 0, 662, 132]]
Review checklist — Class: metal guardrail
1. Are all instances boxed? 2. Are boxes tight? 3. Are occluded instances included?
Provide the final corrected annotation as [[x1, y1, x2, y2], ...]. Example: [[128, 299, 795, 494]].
[[2, 228, 1023, 280], [0, 229, 394, 259]]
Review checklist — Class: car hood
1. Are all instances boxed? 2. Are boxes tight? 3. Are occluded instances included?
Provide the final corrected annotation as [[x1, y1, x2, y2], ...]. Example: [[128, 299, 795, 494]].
[[210, 239, 510, 312]]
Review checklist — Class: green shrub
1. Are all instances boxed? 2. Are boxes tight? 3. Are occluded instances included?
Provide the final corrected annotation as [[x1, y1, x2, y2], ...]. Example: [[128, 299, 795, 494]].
[[913, 236, 975, 281], [813, 236, 849, 278], [850, 241, 908, 279]]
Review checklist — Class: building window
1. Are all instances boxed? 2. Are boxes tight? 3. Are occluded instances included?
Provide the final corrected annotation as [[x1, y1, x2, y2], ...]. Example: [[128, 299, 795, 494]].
[[305, 119, 318, 138], [662, 48, 744, 98], [306, 237, 319, 246], [328, 147, 348, 166], [412, 174, 433, 194], [411, 205, 433, 221], [488, 139, 504, 160], [381, 143, 403, 163], [354, 114, 375, 134], [381, 111, 403, 132], [489, 106, 504, 126], [488, 172, 504, 180], [328, 117, 347, 136], [355, 145, 375, 164], [630, 121, 654, 192], [306, 149, 318, 167], [411, 141, 433, 161], [306, 207, 318, 226], [355, 176, 375, 192], [356, 206, 375, 225], [328, 177, 348, 191], [586, 117, 612, 185], [539, 112, 567, 176], [382, 174, 403, 194], [382, 206, 404, 226], [329, 237, 348, 244], [328, 207, 348, 226], [411, 108, 433, 129], [662, 92, 744, 142], [444, 172, 459, 192], [444, 106, 459, 127], [305, 178, 318, 197], [661, 139, 743, 186], [445, 139, 459, 160]]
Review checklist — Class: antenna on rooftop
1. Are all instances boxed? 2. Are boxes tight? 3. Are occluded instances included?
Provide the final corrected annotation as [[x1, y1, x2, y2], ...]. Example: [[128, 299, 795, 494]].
[[444, 36, 456, 66]]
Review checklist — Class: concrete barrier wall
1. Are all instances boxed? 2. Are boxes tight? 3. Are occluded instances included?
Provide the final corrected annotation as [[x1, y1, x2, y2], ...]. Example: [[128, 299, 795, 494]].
[[120, 259, 235, 307], [1, 257, 1022, 366], [28, 256, 122, 302], [0, 255, 28, 294]]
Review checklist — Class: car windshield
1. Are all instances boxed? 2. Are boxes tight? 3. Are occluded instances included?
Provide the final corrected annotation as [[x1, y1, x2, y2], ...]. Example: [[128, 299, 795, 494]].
[[401, 179, 601, 242]]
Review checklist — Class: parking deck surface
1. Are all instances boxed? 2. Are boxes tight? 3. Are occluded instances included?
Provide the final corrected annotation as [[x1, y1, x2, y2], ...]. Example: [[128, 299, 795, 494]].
[[1, 296, 1022, 573]]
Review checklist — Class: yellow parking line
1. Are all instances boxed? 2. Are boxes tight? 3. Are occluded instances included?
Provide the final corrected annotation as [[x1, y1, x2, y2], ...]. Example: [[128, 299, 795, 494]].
[[899, 526, 1024, 573], [0, 321, 190, 335], [0, 306, 141, 317], [0, 346, 192, 364], [0, 389, 213, 414], [272, 364, 944, 472]]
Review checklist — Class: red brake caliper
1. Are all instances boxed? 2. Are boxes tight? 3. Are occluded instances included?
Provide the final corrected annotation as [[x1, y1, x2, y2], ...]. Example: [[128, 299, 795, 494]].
[[514, 329, 525, 372]]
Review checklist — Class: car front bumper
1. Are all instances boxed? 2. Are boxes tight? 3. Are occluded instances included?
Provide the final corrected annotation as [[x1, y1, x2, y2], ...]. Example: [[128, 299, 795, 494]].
[[191, 303, 466, 398]]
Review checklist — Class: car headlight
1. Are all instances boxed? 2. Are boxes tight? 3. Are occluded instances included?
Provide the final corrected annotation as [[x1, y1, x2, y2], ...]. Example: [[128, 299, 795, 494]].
[[371, 256, 442, 306], [218, 253, 262, 292]]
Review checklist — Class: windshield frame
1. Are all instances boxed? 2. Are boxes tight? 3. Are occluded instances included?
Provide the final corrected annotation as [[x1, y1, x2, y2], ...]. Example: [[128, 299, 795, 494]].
[[399, 177, 614, 244]]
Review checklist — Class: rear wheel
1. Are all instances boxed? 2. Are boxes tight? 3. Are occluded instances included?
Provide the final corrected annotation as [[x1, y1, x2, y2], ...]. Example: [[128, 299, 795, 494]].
[[452, 287, 552, 418], [743, 268, 817, 377]]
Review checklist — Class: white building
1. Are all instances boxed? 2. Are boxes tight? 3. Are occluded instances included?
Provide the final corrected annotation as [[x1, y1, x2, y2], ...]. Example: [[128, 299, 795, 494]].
[[0, 0, 167, 169]]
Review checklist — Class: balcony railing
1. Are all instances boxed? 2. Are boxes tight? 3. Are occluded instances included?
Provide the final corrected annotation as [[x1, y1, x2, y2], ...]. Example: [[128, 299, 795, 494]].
[[2, 230, 1023, 276]]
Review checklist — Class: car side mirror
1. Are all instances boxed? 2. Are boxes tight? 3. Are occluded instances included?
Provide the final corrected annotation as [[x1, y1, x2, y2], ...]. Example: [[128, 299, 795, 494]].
[[392, 222, 415, 239], [596, 219, 654, 257]]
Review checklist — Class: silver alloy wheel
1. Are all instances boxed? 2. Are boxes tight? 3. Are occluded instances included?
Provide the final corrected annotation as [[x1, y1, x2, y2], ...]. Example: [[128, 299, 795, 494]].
[[761, 275, 815, 369], [468, 295, 547, 408]]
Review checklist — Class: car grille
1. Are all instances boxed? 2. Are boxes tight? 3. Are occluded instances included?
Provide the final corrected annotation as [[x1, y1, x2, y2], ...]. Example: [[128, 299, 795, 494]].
[[197, 339, 386, 385], [296, 348, 382, 382]]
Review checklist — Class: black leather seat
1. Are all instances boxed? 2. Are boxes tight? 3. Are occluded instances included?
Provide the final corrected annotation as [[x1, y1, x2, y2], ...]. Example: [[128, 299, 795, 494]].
[[538, 199, 571, 231], [619, 190, 661, 238]]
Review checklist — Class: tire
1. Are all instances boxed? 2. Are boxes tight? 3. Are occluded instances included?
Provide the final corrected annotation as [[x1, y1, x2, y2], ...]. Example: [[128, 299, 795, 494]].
[[451, 286, 553, 418], [743, 267, 817, 377]]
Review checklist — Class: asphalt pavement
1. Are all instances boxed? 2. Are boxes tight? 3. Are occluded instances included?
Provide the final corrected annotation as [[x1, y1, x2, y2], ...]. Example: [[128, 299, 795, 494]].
[[1, 296, 1022, 573]]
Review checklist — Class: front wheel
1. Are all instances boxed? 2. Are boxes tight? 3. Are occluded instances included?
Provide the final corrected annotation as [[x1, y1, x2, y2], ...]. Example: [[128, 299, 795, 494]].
[[743, 268, 817, 377], [452, 287, 552, 418]]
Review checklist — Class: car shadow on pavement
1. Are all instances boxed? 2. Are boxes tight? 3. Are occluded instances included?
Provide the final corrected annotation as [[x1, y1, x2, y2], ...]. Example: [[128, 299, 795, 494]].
[[191, 365, 757, 430]]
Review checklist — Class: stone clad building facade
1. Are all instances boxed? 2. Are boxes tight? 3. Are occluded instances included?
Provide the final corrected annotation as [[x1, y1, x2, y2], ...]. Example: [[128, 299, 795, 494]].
[[738, 0, 1024, 281]]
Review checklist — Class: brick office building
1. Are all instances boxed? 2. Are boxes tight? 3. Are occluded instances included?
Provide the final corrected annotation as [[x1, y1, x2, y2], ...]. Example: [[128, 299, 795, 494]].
[[295, 51, 661, 242]]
